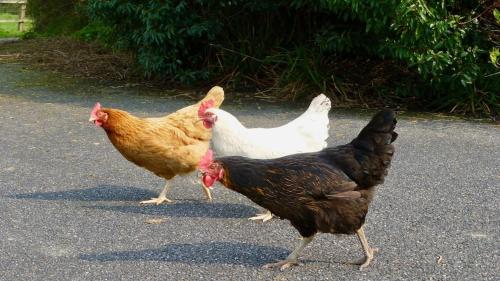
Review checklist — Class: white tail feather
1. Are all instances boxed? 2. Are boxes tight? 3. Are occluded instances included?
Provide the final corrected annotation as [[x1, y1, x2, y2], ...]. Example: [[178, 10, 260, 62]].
[[306, 94, 331, 114]]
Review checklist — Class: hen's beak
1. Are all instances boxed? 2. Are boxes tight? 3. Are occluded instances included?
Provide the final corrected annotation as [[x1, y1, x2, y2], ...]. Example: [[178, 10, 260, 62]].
[[89, 116, 97, 122]]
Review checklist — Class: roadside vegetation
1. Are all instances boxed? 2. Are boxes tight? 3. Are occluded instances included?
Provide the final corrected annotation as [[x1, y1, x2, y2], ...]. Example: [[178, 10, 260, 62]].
[[1, 0, 497, 118], [0, 12, 32, 38]]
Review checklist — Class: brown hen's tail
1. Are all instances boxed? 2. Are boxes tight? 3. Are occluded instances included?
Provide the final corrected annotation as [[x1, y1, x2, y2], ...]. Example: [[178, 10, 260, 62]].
[[350, 110, 397, 187], [200, 86, 224, 108]]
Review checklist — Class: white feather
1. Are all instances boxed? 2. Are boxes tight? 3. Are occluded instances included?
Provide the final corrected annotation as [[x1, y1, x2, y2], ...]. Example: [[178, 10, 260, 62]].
[[208, 94, 331, 159]]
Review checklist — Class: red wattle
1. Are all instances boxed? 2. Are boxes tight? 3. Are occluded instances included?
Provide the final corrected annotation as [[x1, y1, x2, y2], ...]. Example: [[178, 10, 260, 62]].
[[203, 120, 213, 129], [202, 175, 215, 189]]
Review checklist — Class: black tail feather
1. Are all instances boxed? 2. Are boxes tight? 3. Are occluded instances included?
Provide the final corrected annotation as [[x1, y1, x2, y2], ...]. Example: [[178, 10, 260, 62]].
[[351, 110, 397, 152], [349, 110, 397, 187]]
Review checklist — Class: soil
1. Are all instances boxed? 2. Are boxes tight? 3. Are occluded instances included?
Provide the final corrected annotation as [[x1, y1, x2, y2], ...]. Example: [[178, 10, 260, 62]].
[[0, 37, 139, 82]]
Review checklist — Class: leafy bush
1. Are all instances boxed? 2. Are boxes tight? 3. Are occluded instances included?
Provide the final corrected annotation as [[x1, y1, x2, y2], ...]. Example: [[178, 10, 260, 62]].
[[39, 1, 500, 115], [383, 1, 498, 113], [297, 0, 498, 114], [73, 21, 113, 45], [27, 0, 87, 35], [86, 0, 230, 83]]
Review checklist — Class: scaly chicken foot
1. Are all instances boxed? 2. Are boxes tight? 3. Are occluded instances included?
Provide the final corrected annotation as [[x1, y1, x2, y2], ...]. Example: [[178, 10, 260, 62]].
[[263, 235, 314, 271], [262, 259, 302, 271], [353, 247, 379, 270], [355, 226, 378, 270], [248, 210, 273, 222], [140, 181, 173, 205], [139, 196, 172, 205]]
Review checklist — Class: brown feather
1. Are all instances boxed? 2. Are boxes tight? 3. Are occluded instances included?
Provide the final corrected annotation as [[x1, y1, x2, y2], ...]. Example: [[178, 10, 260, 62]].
[[100, 87, 224, 180], [326, 191, 361, 199]]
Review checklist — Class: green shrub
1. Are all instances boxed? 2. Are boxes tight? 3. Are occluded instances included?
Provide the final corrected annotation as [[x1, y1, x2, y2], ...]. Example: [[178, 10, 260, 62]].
[[27, 0, 87, 35], [51, 1, 500, 114], [73, 21, 113, 45], [86, 0, 230, 83], [382, 1, 497, 113]]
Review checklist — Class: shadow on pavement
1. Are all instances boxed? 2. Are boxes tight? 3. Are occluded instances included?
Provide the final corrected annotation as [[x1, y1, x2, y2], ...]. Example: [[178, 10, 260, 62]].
[[10, 185, 157, 202], [79, 241, 288, 267], [86, 202, 258, 219]]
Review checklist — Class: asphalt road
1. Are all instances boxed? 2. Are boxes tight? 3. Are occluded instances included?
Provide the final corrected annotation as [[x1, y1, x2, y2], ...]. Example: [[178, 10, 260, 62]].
[[0, 63, 498, 281]]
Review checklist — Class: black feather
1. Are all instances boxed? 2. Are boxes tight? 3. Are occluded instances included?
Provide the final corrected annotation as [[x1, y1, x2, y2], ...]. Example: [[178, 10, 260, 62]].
[[216, 110, 397, 236]]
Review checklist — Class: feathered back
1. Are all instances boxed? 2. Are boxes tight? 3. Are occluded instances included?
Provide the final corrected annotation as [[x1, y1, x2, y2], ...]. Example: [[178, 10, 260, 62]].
[[174, 86, 224, 116], [281, 94, 331, 150], [199, 86, 224, 108], [352, 110, 398, 150], [305, 94, 331, 114], [348, 110, 397, 187], [161, 86, 224, 141]]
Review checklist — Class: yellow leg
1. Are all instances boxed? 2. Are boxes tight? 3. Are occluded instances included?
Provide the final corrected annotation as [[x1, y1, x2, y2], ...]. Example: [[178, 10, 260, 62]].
[[355, 226, 379, 270], [140, 181, 173, 205], [263, 235, 314, 271], [202, 185, 212, 201]]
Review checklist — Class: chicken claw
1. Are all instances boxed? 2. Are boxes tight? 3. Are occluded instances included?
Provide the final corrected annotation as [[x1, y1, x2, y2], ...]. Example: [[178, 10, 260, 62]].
[[140, 181, 172, 205], [263, 260, 301, 271], [355, 247, 378, 270], [263, 235, 314, 271], [355, 227, 378, 270], [139, 196, 172, 205], [248, 210, 273, 222]]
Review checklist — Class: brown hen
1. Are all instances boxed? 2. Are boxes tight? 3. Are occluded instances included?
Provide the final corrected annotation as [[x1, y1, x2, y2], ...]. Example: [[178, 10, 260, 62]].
[[90, 86, 224, 204]]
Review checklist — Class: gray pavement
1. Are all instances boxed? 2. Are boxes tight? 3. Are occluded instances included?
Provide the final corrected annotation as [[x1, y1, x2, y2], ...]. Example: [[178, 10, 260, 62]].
[[0, 63, 498, 280]]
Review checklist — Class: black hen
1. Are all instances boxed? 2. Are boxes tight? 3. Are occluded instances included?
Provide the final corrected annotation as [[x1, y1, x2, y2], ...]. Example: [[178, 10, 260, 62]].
[[199, 110, 398, 270]]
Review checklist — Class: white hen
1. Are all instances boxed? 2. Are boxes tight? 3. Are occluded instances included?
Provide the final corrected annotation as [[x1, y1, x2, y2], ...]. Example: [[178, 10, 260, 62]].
[[199, 94, 331, 221]]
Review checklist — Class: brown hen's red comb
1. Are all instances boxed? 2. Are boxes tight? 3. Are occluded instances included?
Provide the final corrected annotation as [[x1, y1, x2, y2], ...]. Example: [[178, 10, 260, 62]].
[[90, 102, 101, 119], [198, 99, 215, 118], [198, 149, 214, 172]]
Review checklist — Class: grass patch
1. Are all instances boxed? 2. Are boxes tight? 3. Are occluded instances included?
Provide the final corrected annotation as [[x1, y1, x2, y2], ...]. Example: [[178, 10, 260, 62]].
[[0, 12, 32, 38]]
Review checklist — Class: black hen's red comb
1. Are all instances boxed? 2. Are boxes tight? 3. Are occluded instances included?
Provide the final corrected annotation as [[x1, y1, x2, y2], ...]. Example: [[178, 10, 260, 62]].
[[198, 149, 214, 172]]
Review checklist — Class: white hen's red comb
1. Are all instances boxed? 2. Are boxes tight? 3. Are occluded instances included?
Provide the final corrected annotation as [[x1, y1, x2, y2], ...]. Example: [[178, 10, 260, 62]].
[[198, 99, 215, 118], [198, 149, 214, 172]]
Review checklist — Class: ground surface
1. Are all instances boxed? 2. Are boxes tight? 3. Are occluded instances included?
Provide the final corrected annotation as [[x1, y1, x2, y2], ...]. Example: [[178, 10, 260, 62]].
[[0, 63, 498, 280]]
